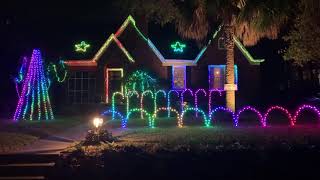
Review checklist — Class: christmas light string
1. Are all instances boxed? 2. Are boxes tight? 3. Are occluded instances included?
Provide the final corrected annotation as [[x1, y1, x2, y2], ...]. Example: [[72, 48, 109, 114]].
[[112, 92, 124, 120], [154, 90, 167, 117], [47, 61, 68, 83], [195, 89, 207, 117], [140, 90, 154, 119], [209, 106, 235, 124], [208, 89, 223, 115], [167, 90, 180, 117], [181, 89, 193, 112]]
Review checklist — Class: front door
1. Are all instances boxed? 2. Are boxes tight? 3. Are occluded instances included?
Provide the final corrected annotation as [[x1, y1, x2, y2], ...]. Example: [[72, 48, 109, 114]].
[[105, 68, 123, 103]]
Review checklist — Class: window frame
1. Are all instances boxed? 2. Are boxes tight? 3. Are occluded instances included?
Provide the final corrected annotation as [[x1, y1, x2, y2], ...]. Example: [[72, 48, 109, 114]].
[[208, 65, 238, 90], [172, 66, 186, 90]]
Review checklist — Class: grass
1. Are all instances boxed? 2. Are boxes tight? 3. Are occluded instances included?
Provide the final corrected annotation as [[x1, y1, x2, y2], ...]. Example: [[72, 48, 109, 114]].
[[0, 116, 87, 153], [99, 115, 320, 152], [0, 132, 38, 153], [112, 126, 320, 152]]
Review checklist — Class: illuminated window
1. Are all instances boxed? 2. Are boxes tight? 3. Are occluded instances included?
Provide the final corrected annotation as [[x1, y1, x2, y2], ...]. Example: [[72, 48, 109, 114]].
[[218, 37, 226, 50], [208, 65, 238, 90], [172, 66, 186, 89], [67, 71, 96, 104]]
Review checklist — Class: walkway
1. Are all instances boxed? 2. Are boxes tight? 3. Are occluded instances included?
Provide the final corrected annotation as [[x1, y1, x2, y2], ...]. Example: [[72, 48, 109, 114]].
[[8, 123, 90, 154]]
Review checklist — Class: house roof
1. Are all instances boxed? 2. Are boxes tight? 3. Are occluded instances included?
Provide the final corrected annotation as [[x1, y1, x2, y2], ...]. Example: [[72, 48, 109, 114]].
[[64, 15, 264, 67]]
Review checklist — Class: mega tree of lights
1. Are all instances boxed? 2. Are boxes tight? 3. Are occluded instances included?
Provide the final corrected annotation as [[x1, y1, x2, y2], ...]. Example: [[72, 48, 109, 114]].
[[13, 49, 54, 121]]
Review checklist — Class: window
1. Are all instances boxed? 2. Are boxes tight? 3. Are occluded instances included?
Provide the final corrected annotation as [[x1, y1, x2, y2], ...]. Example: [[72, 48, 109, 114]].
[[105, 68, 124, 103], [218, 37, 226, 50], [68, 71, 96, 104], [172, 66, 186, 89], [208, 65, 238, 90]]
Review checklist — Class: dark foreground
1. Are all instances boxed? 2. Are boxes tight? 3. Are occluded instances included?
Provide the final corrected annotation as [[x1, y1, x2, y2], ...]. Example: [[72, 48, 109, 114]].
[[54, 150, 320, 180], [52, 126, 320, 180]]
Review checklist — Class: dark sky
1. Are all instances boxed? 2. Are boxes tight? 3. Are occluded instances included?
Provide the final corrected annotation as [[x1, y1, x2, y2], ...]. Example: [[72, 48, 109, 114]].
[[0, 1, 287, 118]]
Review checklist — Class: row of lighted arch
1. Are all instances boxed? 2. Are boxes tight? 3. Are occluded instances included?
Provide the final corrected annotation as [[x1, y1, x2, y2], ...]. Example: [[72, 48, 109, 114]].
[[111, 89, 223, 120], [102, 104, 320, 128]]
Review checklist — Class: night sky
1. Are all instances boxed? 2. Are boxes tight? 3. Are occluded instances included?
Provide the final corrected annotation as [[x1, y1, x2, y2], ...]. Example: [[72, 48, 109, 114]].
[[0, 1, 286, 118]]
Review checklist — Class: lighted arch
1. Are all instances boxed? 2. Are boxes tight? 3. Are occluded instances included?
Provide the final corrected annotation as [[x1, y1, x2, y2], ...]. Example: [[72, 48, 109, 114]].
[[195, 89, 207, 117], [180, 107, 210, 127], [263, 106, 294, 126], [181, 89, 194, 112], [112, 92, 124, 120], [101, 109, 125, 127], [208, 89, 223, 115], [167, 90, 180, 117], [209, 106, 235, 124], [293, 105, 320, 125], [125, 108, 154, 128], [152, 107, 181, 127], [154, 90, 167, 117], [140, 90, 154, 119], [235, 106, 264, 127]]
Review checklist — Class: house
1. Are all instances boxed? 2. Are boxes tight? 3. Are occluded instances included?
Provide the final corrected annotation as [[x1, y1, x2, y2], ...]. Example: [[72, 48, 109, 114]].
[[64, 15, 264, 107]]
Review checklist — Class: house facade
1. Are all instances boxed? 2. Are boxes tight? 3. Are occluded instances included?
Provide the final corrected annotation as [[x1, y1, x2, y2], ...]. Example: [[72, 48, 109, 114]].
[[64, 16, 264, 107]]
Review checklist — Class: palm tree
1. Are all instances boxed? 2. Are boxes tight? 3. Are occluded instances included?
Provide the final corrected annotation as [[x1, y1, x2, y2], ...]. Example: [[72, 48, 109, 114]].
[[174, 0, 291, 111], [119, 0, 292, 111]]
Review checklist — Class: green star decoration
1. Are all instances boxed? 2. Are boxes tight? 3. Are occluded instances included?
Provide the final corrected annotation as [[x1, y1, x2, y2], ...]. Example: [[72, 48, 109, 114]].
[[75, 41, 90, 52], [171, 41, 186, 53]]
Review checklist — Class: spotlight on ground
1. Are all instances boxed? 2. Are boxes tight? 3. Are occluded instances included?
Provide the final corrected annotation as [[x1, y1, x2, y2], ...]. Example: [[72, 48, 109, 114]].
[[93, 117, 103, 129]]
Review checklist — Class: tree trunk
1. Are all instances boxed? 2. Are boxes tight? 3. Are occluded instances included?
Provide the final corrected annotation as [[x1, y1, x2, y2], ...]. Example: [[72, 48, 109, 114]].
[[224, 25, 236, 112]]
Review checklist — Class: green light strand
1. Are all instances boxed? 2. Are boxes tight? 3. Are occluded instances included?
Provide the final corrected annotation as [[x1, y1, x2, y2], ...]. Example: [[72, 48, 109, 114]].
[[233, 36, 265, 65]]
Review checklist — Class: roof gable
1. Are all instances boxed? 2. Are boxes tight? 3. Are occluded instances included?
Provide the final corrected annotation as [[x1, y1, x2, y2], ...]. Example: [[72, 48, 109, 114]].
[[65, 15, 264, 67]]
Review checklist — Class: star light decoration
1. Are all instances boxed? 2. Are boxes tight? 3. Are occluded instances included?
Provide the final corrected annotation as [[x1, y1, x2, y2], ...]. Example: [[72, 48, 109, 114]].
[[171, 41, 186, 53], [75, 41, 90, 53]]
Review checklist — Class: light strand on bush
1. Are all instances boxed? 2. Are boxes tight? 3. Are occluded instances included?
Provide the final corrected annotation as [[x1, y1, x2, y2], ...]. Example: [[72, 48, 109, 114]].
[[208, 89, 223, 115], [140, 90, 154, 119], [181, 89, 193, 112], [209, 106, 235, 124], [167, 90, 180, 117], [154, 90, 166, 117], [235, 106, 264, 127], [112, 92, 124, 120], [180, 107, 210, 127], [195, 89, 207, 117], [263, 106, 293, 126], [125, 108, 154, 128]]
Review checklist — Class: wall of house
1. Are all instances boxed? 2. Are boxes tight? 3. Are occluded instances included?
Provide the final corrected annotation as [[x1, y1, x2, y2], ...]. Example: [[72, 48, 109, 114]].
[[190, 32, 261, 107]]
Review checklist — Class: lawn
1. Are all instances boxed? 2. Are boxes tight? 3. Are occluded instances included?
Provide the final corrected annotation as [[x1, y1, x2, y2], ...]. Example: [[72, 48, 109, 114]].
[[0, 116, 87, 153], [113, 126, 320, 152], [61, 124, 320, 179]]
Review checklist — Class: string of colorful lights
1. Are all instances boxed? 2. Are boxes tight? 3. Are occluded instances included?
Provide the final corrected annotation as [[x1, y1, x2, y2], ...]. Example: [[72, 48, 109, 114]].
[[103, 89, 320, 128], [47, 61, 68, 83]]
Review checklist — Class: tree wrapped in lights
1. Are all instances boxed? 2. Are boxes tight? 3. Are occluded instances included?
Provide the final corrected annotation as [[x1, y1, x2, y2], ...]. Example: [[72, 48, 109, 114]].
[[125, 70, 156, 94], [13, 49, 54, 121]]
